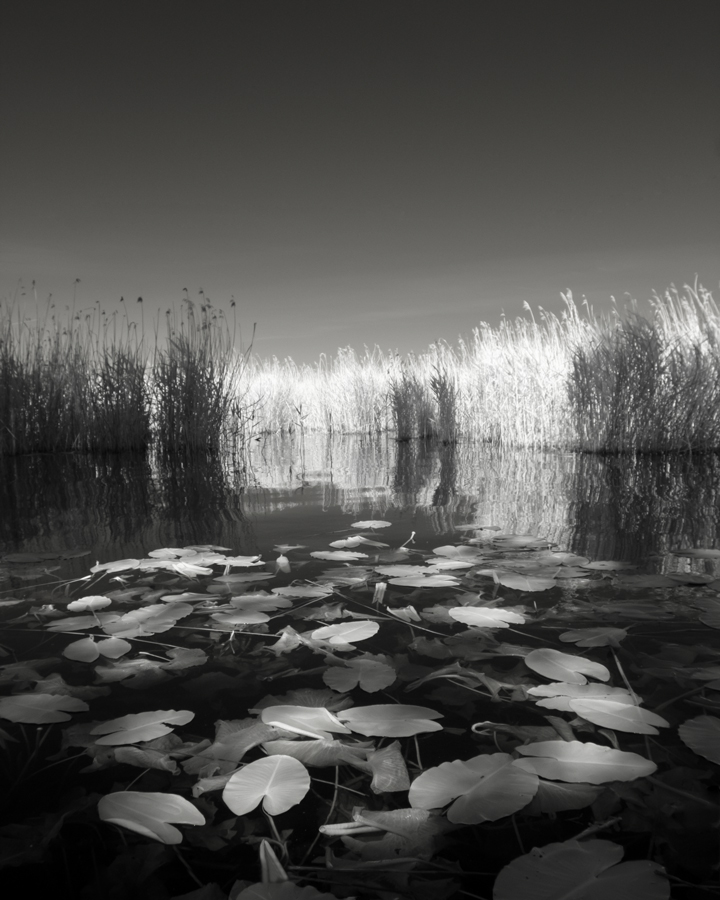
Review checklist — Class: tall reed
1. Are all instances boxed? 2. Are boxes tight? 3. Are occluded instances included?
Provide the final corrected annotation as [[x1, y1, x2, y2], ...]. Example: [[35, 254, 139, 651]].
[[242, 282, 720, 453], [0, 296, 150, 454], [151, 297, 252, 455], [570, 283, 720, 452], [4, 280, 719, 456]]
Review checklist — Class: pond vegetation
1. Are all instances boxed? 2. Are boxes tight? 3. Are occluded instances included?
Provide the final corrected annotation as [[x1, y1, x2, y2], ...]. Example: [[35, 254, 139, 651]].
[[0, 523, 719, 899], [2, 280, 720, 897], [3, 280, 720, 455]]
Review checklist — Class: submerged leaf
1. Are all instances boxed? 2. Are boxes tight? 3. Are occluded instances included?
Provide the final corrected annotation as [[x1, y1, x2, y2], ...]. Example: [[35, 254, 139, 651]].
[[678, 715, 720, 764], [559, 627, 628, 647], [0, 693, 88, 723], [493, 838, 669, 900]]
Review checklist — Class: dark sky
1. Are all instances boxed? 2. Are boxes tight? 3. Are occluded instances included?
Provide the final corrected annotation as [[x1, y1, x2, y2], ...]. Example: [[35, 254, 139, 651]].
[[2, 1, 720, 363]]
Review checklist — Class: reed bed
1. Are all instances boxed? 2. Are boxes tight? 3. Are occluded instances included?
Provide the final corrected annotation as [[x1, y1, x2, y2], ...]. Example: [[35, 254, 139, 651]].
[[0, 297, 150, 454], [0, 294, 251, 456], [152, 299, 252, 455], [244, 280, 720, 453], [2, 281, 719, 456]]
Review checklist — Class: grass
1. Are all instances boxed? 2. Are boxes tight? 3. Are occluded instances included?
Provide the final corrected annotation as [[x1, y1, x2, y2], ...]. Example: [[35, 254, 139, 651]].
[[245, 279, 720, 453], [2, 280, 720, 455], [0, 293, 150, 454], [0, 291, 252, 456]]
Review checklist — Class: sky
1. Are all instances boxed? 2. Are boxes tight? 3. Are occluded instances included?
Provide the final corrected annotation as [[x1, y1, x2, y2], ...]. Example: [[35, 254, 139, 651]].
[[2, 0, 720, 364]]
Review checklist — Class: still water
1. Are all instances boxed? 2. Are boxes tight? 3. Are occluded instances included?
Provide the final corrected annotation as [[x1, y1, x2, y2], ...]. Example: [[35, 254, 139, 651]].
[[1, 435, 720, 899], [2, 433, 720, 579]]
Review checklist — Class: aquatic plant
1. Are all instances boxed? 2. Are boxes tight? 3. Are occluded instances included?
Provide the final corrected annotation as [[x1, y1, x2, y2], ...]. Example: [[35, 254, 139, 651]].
[[1, 527, 718, 897], [245, 280, 720, 452], [4, 280, 720, 454], [571, 283, 720, 452], [0, 293, 150, 454], [151, 296, 253, 455]]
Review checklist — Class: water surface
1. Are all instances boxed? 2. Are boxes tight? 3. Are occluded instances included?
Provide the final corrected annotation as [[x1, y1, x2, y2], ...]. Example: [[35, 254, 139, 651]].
[[2, 434, 719, 581]]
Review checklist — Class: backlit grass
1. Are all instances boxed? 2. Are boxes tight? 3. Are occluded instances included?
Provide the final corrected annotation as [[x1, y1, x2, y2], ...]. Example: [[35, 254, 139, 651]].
[[2, 281, 719, 454], [246, 280, 720, 452]]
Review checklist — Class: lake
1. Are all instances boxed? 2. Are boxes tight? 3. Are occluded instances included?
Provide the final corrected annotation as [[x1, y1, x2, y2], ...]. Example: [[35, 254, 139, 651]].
[[3, 434, 720, 571], [1, 436, 719, 900]]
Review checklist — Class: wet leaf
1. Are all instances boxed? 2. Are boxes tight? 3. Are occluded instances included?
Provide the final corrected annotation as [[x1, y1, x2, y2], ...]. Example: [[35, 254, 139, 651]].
[[222, 755, 311, 815], [559, 627, 628, 647], [409, 753, 538, 823], [260, 705, 352, 739], [523, 780, 601, 815], [0, 693, 88, 723], [525, 648, 610, 684], [210, 611, 270, 626], [98, 791, 204, 844], [494, 571, 557, 592], [91, 709, 195, 745], [449, 607, 526, 628], [337, 704, 443, 737], [67, 596, 112, 612], [310, 620, 379, 647], [514, 740, 656, 783], [90, 559, 141, 574], [389, 574, 460, 587], [493, 838, 670, 900], [272, 585, 334, 599], [529, 682, 637, 712], [569, 699, 670, 734], [678, 715, 720, 764], [323, 657, 397, 693], [311, 550, 369, 561]]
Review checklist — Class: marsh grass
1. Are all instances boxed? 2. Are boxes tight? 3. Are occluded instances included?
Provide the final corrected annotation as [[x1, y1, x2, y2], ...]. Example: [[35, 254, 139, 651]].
[[152, 297, 253, 455], [389, 356, 436, 441], [0, 296, 150, 454], [244, 281, 720, 453], [571, 283, 720, 452], [3, 281, 720, 455], [0, 293, 252, 456]]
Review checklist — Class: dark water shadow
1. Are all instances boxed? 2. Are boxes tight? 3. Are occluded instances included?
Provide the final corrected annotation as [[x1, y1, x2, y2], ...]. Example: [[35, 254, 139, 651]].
[[2, 439, 720, 578]]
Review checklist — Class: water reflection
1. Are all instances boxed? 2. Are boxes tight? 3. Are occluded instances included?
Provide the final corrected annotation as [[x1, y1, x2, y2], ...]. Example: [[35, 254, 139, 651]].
[[1, 437, 719, 577]]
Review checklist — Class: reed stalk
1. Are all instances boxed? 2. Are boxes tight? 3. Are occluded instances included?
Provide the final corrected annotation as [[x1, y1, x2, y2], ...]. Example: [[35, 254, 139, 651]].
[[3, 280, 719, 455]]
